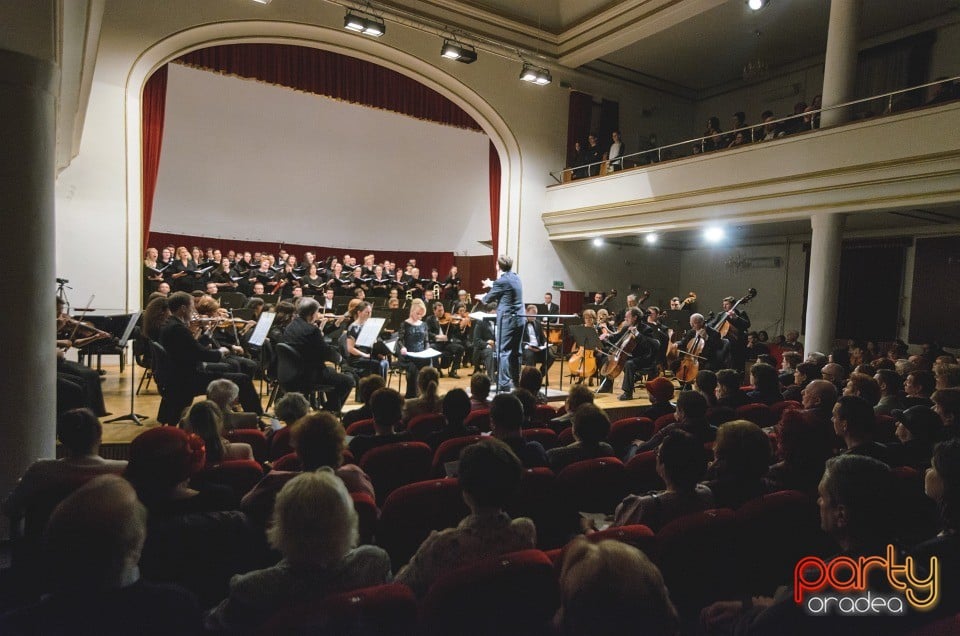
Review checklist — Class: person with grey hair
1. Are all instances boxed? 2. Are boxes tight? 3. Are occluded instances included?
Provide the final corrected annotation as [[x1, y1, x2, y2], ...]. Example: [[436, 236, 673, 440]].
[[282, 297, 355, 413], [0, 475, 202, 635], [801, 379, 838, 425], [820, 362, 847, 392], [475, 255, 524, 393], [206, 378, 260, 430], [206, 470, 390, 632]]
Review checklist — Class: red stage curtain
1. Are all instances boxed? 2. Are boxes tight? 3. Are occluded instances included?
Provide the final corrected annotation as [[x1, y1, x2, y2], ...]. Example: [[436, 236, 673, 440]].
[[566, 91, 593, 166], [141, 65, 168, 248], [489, 141, 501, 257], [147, 231, 455, 280], [175, 44, 482, 132]]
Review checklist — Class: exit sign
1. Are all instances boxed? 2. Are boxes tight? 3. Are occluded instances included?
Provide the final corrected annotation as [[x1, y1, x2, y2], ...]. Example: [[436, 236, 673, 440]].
[[552, 281, 564, 289]]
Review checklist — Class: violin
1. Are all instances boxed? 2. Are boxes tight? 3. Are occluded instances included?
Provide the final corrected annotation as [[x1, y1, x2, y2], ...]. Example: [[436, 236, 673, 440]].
[[57, 314, 112, 349]]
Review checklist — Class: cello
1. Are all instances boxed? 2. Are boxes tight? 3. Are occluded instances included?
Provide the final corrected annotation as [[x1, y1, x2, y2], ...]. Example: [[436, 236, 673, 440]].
[[599, 325, 640, 381], [664, 292, 698, 366]]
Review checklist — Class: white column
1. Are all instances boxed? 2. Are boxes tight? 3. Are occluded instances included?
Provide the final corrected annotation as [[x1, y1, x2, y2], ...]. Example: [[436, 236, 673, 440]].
[[804, 214, 845, 356], [820, 0, 861, 127], [0, 49, 58, 538]]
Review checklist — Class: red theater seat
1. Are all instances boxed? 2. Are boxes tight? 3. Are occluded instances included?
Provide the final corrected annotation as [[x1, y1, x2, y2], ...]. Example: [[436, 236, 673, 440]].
[[406, 413, 446, 440], [258, 583, 416, 636], [359, 441, 433, 505], [555, 457, 629, 514]]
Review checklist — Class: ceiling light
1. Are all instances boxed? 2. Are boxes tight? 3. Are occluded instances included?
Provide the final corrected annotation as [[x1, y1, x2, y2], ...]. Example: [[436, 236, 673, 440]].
[[704, 227, 726, 243], [344, 10, 386, 37], [520, 62, 551, 86], [250, 0, 272, 4], [441, 39, 478, 64], [644, 233, 658, 244], [747, 0, 768, 10], [592, 237, 605, 247]]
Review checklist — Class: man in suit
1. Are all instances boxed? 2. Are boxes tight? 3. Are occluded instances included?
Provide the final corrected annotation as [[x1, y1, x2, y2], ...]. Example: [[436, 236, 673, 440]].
[[159, 292, 262, 422], [677, 312, 722, 373], [521, 305, 554, 376], [541, 292, 558, 316], [476, 255, 524, 393], [283, 298, 355, 413]]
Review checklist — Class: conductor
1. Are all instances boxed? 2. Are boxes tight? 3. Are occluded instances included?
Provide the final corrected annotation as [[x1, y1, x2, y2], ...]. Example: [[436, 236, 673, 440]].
[[475, 255, 524, 393]]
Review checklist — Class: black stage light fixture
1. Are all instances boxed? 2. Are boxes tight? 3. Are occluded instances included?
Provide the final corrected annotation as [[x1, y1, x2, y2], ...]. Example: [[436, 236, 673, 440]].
[[441, 39, 478, 64], [519, 62, 551, 85], [344, 9, 386, 37]]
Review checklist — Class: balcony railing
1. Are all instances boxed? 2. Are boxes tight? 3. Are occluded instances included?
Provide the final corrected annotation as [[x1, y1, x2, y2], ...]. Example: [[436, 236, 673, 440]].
[[550, 75, 960, 185]]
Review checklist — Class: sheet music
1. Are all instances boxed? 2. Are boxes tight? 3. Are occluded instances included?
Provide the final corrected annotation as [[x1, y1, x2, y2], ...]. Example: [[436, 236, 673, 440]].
[[356, 317, 386, 348], [406, 347, 442, 359], [247, 311, 276, 347]]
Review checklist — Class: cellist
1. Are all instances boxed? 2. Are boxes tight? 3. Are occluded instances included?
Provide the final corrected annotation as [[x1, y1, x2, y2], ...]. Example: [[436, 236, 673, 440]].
[[597, 308, 659, 401], [676, 313, 722, 376]]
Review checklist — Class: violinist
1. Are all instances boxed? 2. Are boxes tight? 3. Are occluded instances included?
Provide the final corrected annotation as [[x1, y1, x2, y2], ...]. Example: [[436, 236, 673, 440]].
[[55, 298, 110, 417], [520, 305, 554, 376], [193, 296, 258, 380], [282, 298, 354, 413], [713, 295, 751, 370], [344, 301, 389, 380], [677, 313, 722, 374], [425, 301, 464, 379], [452, 304, 473, 365]]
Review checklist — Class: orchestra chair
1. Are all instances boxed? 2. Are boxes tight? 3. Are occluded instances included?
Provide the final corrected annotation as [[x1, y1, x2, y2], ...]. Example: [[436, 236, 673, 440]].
[[359, 441, 433, 506], [191, 459, 264, 500], [351, 491, 379, 546], [271, 452, 302, 472], [132, 327, 153, 395], [769, 400, 801, 420], [607, 417, 655, 456], [463, 409, 490, 432], [258, 583, 417, 636], [268, 425, 294, 461], [345, 418, 376, 436], [260, 339, 281, 412], [418, 549, 560, 636], [545, 524, 655, 566], [521, 427, 559, 450], [376, 478, 468, 571], [431, 435, 482, 477], [733, 490, 830, 596], [149, 340, 203, 425], [555, 457, 629, 515], [225, 428, 268, 464], [625, 450, 665, 493], [275, 342, 335, 410], [653, 508, 739, 617], [735, 403, 776, 428], [406, 413, 446, 441]]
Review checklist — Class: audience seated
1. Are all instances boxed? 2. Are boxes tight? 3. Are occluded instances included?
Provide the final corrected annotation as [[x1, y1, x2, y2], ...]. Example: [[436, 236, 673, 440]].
[[395, 439, 536, 598], [766, 409, 834, 496], [401, 367, 442, 425], [555, 537, 678, 636], [842, 371, 881, 407], [425, 388, 478, 450], [3, 408, 127, 518], [833, 395, 891, 464], [932, 387, 960, 440], [184, 400, 253, 465], [124, 426, 236, 517], [547, 404, 615, 472], [206, 378, 260, 431], [888, 405, 943, 471], [348, 388, 411, 461], [715, 369, 752, 409], [637, 377, 677, 420], [746, 363, 782, 405], [0, 475, 203, 636], [873, 368, 904, 415], [782, 361, 820, 402], [342, 374, 385, 428], [469, 374, 491, 411], [488, 393, 549, 468], [934, 362, 960, 390], [820, 362, 847, 394], [800, 379, 837, 427], [242, 411, 374, 528], [205, 470, 391, 632], [904, 370, 936, 408], [703, 420, 774, 509], [628, 390, 715, 458], [550, 383, 595, 428], [613, 430, 713, 531], [518, 366, 546, 404], [694, 369, 719, 407]]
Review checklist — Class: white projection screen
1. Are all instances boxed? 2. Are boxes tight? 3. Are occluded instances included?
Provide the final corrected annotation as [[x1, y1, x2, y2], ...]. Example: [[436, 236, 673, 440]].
[[152, 63, 492, 254]]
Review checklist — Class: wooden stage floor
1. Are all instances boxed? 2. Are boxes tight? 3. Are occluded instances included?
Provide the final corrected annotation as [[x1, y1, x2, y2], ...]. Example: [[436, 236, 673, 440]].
[[96, 358, 658, 447]]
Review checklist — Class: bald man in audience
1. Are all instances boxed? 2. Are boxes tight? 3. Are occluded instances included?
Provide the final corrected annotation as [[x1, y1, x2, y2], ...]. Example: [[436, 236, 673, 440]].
[[0, 475, 202, 635], [820, 362, 847, 392], [801, 379, 838, 426]]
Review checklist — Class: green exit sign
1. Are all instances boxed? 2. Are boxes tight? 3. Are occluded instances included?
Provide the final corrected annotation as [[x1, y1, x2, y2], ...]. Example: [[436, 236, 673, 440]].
[[552, 281, 564, 289]]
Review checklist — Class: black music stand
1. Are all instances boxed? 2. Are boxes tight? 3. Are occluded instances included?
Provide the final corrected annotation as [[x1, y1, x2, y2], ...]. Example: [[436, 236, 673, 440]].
[[105, 311, 146, 426], [568, 325, 601, 386]]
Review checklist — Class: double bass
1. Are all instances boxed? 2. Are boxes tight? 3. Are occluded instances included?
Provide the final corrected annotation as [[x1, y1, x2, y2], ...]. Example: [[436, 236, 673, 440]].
[[664, 292, 698, 365]]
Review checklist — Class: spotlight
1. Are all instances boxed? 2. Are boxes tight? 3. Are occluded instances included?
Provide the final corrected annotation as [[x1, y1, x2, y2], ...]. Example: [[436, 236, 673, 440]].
[[250, 0, 272, 4], [644, 233, 658, 245], [592, 237, 605, 247], [704, 227, 725, 243], [344, 10, 386, 37], [441, 39, 478, 64], [747, 0, 768, 10], [519, 62, 552, 85]]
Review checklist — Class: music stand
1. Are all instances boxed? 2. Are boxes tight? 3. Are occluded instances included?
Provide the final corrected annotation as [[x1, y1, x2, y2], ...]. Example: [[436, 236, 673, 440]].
[[105, 311, 146, 426], [568, 325, 601, 388]]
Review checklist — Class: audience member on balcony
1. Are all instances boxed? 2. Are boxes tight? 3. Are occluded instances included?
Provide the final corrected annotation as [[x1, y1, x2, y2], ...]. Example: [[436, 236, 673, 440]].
[[184, 400, 253, 465], [206, 470, 391, 632], [489, 392, 548, 468], [802, 94, 822, 130], [342, 374, 385, 428], [747, 363, 782, 406], [584, 133, 603, 176], [606, 130, 625, 170], [925, 77, 958, 106], [638, 376, 677, 420], [348, 388, 411, 461], [551, 383, 595, 428], [242, 412, 374, 529], [613, 430, 713, 531], [842, 372, 881, 408], [124, 427, 236, 517], [913, 438, 960, 618], [402, 367, 442, 425], [782, 361, 820, 402], [715, 369, 752, 409], [702, 455, 898, 635], [887, 405, 943, 472], [425, 388, 479, 449], [904, 370, 936, 408], [396, 438, 535, 598], [568, 140, 587, 179], [694, 369, 719, 408], [932, 388, 960, 440], [3, 408, 128, 518], [547, 404, 615, 472], [469, 373, 491, 411], [767, 409, 834, 497], [781, 101, 808, 136], [758, 110, 783, 141], [0, 476, 202, 636], [555, 537, 678, 636], [833, 395, 890, 464], [704, 420, 774, 509], [873, 369, 904, 415], [627, 390, 715, 459], [702, 116, 724, 152], [729, 111, 747, 143]]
